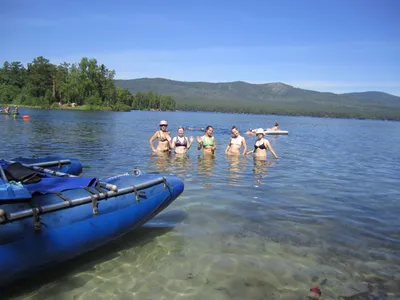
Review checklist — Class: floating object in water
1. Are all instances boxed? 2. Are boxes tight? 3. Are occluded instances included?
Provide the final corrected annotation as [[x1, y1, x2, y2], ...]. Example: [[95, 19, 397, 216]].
[[263, 130, 288, 135], [252, 129, 289, 135], [22, 115, 30, 120]]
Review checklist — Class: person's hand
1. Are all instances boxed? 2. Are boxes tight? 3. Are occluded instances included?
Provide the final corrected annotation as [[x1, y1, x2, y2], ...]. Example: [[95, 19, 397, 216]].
[[196, 136, 202, 143], [189, 136, 194, 143]]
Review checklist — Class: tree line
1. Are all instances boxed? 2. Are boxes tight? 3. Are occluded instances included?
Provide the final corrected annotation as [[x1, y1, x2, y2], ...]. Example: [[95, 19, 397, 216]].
[[0, 57, 176, 111]]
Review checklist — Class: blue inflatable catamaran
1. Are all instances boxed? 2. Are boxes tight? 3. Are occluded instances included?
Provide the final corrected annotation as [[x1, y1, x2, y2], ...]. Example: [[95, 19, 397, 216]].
[[0, 156, 184, 287]]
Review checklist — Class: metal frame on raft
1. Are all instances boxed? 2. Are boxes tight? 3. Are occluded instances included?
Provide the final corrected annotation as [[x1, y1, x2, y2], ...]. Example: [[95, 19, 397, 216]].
[[0, 176, 170, 229]]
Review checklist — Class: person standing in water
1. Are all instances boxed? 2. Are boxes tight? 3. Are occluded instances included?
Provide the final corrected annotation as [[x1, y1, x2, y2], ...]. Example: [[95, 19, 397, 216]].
[[197, 125, 216, 155], [246, 128, 279, 158], [170, 126, 194, 154], [149, 120, 171, 153], [225, 126, 248, 157]]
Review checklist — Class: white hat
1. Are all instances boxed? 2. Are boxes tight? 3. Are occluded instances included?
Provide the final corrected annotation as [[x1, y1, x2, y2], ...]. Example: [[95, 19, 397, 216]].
[[159, 120, 168, 126], [255, 128, 264, 135]]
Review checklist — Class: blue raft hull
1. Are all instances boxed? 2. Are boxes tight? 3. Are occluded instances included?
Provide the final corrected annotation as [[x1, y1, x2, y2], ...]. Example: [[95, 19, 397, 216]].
[[0, 173, 184, 287], [9, 155, 83, 176]]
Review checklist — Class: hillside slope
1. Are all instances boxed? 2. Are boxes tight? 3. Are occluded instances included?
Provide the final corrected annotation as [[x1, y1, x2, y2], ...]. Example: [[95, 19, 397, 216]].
[[115, 78, 400, 119]]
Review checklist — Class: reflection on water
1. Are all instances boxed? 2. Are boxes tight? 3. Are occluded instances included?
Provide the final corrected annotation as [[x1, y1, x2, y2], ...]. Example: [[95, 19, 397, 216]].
[[1, 109, 400, 299], [149, 151, 172, 174], [225, 155, 247, 187], [197, 155, 216, 179]]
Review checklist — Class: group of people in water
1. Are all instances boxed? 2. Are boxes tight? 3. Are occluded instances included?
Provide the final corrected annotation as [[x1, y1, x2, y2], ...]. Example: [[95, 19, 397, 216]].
[[0, 105, 19, 114], [149, 120, 279, 159]]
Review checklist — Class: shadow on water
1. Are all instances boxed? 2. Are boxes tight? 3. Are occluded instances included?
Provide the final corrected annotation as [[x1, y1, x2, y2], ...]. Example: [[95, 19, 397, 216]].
[[2, 209, 188, 299]]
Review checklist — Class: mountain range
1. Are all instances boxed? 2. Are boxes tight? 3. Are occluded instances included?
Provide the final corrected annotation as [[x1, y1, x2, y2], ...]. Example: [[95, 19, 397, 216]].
[[115, 78, 400, 120]]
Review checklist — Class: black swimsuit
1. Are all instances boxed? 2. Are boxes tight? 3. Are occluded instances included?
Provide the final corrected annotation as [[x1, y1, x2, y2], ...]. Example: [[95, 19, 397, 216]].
[[175, 137, 188, 147], [254, 142, 266, 150]]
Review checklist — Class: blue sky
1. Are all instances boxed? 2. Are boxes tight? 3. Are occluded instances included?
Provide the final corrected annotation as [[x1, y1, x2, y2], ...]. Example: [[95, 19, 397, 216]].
[[1, 0, 399, 95]]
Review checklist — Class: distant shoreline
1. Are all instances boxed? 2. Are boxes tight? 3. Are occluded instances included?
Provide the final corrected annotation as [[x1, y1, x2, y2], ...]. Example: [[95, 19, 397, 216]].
[[2, 103, 399, 122]]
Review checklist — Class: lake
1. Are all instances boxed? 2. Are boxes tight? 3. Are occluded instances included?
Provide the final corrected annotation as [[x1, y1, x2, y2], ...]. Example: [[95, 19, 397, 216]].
[[1, 109, 399, 300]]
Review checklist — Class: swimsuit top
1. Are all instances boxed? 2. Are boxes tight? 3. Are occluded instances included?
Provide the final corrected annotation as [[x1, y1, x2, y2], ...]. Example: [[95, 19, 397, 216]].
[[174, 136, 188, 147], [202, 136, 214, 147], [230, 136, 243, 146], [158, 131, 169, 142], [254, 140, 266, 150]]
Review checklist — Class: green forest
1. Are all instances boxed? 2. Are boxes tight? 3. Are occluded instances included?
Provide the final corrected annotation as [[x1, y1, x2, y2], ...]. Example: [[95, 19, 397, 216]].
[[0, 57, 176, 111]]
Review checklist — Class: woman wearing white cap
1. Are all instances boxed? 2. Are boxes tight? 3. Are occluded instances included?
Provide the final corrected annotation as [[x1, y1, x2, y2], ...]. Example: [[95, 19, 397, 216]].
[[149, 120, 172, 153], [246, 128, 279, 159]]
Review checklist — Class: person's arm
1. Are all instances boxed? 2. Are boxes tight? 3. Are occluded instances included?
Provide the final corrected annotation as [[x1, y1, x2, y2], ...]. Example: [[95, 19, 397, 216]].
[[242, 137, 248, 156], [212, 137, 216, 152], [246, 149, 254, 155], [149, 132, 158, 152], [169, 137, 176, 149], [265, 140, 279, 158], [196, 136, 203, 150], [225, 138, 232, 154], [187, 136, 194, 149]]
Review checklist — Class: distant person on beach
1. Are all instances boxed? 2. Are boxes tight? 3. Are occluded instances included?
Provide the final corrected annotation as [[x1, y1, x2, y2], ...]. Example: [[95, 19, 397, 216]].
[[246, 128, 279, 159], [267, 122, 279, 131], [197, 125, 216, 156], [149, 120, 171, 153], [225, 126, 248, 156], [170, 126, 194, 154]]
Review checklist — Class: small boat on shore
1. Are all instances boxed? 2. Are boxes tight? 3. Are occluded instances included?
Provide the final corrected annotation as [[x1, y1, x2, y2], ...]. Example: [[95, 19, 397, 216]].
[[0, 160, 184, 287]]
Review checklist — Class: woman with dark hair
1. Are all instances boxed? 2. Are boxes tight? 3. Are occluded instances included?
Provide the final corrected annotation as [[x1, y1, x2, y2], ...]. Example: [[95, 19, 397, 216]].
[[149, 120, 171, 153], [225, 126, 247, 156], [197, 125, 216, 155]]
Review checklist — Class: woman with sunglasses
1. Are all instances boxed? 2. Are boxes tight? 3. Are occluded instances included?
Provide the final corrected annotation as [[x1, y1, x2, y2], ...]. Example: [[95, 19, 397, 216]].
[[197, 125, 216, 155], [246, 128, 279, 159], [149, 120, 171, 153], [170, 126, 194, 154]]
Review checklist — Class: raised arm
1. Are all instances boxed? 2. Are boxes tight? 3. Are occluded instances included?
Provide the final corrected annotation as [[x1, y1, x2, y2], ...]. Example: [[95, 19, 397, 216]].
[[169, 136, 176, 149], [197, 136, 203, 150], [187, 136, 194, 149], [265, 140, 279, 159]]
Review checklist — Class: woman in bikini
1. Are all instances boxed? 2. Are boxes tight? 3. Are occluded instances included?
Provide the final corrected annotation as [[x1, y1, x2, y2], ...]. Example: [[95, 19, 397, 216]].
[[170, 126, 194, 155], [149, 120, 172, 153], [246, 128, 279, 159], [225, 126, 248, 156], [197, 125, 216, 155]]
